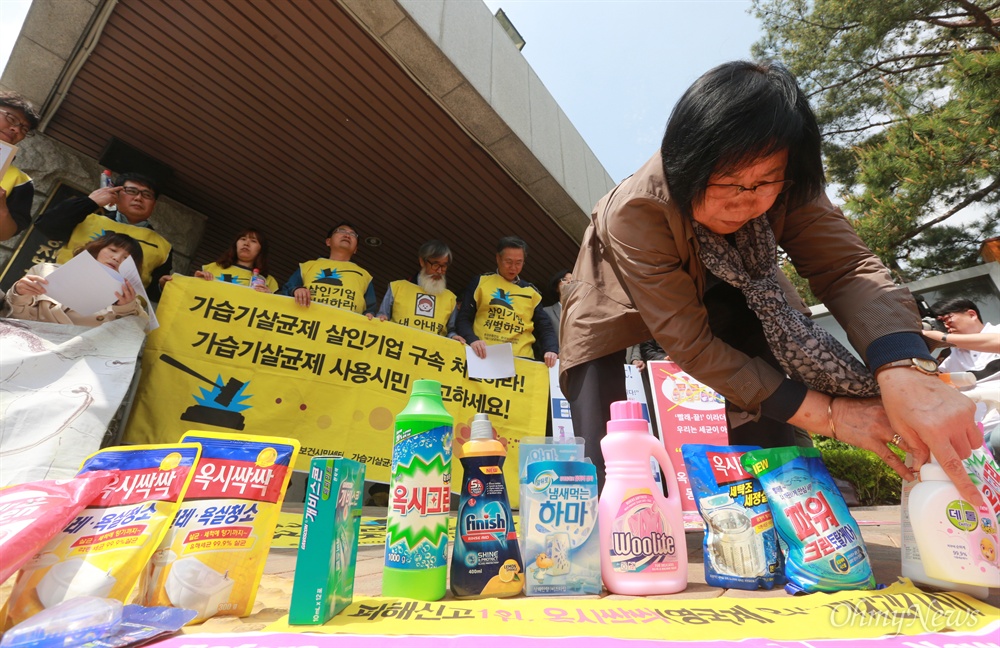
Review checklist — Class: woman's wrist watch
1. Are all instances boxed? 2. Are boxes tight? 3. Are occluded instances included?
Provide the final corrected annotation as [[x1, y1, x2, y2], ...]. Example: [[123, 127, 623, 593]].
[[874, 357, 940, 377]]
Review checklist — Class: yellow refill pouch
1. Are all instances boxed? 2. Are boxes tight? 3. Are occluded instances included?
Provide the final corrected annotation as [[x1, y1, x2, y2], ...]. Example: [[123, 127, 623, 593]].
[[2, 444, 202, 629], [140, 431, 300, 623]]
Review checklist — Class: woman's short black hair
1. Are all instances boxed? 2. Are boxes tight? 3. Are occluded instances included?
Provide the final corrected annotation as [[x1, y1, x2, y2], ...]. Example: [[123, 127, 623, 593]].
[[546, 268, 571, 305], [660, 61, 825, 218]]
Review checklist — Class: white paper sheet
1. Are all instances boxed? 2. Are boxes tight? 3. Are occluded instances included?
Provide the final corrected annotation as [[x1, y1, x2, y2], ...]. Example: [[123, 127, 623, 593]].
[[42, 252, 123, 314], [466, 342, 516, 379]]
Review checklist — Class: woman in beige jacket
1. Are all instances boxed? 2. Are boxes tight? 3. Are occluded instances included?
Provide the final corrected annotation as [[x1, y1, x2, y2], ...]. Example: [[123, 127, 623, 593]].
[[560, 61, 981, 505], [3, 232, 148, 328]]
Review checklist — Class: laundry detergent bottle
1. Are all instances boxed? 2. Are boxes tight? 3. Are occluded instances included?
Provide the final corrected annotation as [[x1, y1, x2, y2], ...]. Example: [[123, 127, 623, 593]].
[[908, 454, 1000, 589], [382, 380, 454, 600], [450, 413, 523, 598], [599, 400, 687, 594]]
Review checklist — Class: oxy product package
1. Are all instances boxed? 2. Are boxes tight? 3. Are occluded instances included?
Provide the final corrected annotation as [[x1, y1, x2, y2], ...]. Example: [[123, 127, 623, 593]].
[[741, 446, 875, 594], [140, 431, 300, 624], [521, 460, 601, 596], [289, 457, 365, 624], [0, 471, 116, 584], [681, 444, 784, 589], [1, 444, 202, 629]]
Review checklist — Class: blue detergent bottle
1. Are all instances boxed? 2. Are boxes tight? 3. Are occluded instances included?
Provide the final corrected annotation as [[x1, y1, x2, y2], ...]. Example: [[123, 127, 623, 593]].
[[450, 413, 523, 598]]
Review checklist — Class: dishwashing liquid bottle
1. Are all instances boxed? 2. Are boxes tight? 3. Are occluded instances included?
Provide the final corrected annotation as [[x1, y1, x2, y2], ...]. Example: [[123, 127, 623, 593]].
[[382, 380, 454, 600], [450, 413, 522, 598]]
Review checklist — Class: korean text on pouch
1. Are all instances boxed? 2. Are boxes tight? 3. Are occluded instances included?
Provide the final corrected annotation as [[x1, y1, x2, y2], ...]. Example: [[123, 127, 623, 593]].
[[2, 444, 202, 630]]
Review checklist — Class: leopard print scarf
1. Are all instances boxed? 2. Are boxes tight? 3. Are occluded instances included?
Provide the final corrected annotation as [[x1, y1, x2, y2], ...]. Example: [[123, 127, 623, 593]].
[[694, 215, 879, 397]]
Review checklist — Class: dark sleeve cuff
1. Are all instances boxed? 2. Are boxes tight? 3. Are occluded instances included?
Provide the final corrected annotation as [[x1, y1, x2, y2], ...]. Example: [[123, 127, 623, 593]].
[[759, 378, 808, 422], [865, 332, 933, 371]]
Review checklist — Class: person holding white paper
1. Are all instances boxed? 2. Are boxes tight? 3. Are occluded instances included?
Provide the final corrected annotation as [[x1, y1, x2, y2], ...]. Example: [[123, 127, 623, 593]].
[[0, 91, 39, 241], [2, 232, 148, 328]]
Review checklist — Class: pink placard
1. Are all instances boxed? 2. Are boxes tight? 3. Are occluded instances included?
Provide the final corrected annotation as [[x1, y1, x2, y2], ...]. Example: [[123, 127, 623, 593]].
[[647, 361, 728, 512]]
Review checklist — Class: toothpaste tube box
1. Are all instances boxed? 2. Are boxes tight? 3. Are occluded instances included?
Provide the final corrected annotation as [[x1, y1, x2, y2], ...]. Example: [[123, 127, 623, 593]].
[[289, 457, 365, 624], [521, 460, 601, 596]]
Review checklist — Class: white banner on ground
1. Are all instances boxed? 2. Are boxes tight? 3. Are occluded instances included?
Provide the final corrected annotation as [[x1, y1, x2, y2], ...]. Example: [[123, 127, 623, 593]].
[[548, 360, 575, 440], [0, 318, 145, 486]]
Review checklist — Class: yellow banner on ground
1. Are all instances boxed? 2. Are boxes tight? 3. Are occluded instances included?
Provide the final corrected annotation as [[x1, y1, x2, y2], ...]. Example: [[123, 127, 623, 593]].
[[265, 580, 998, 640], [124, 278, 547, 503]]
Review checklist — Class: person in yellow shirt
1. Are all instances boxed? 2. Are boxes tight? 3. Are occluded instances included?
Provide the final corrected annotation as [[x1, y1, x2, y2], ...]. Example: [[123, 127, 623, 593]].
[[34, 172, 172, 301], [455, 236, 558, 366], [278, 221, 376, 315], [195, 227, 279, 293], [0, 91, 39, 241], [374, 240, 465, 341]]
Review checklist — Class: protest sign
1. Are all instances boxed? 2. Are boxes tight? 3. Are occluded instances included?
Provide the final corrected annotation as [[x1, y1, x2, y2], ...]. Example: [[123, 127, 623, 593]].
[[124, 278, 548, 505], [648, 360, 729, 512]]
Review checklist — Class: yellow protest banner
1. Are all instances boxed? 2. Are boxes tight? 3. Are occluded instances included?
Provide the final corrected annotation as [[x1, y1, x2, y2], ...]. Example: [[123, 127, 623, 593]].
[[124, 278, 547, 505], [264, 580, 999, 640]]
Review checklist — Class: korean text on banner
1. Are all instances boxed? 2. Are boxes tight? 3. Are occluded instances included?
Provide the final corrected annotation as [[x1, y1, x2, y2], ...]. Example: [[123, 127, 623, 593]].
[[123, 277, 548, 506], [647, 360, 729, 513]]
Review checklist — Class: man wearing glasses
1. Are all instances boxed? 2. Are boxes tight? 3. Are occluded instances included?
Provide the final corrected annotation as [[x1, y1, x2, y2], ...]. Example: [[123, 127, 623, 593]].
[[34, 172, 172, 301], [374, 240, 465, 342], [0, 91, 40, 241], [455, 235, 559, 367], [279, 221, 376, 315]]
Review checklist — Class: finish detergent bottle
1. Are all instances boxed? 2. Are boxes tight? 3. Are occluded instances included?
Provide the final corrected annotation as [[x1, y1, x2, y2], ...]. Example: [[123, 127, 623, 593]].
[[382, 380, 454, 601], [451, 413, 523, 598], [599, 400, 687, 594]]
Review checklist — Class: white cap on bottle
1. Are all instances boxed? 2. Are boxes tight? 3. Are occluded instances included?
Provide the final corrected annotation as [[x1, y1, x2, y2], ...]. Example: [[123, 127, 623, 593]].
[[470, 413, 493, 440]]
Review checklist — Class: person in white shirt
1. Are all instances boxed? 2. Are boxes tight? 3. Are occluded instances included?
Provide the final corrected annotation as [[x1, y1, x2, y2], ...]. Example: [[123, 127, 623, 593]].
[[930, 298, 1000, 447]]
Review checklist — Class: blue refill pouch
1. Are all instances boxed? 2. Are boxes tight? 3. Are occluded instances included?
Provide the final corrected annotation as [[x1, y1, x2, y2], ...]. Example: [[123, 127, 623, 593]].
[[681, 444, 784, 589], [741, 446, 875, 594]]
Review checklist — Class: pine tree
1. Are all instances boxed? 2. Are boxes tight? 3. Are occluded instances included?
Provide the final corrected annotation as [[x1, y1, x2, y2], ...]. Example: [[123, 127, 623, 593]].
[[752, 0, 1000, 282]]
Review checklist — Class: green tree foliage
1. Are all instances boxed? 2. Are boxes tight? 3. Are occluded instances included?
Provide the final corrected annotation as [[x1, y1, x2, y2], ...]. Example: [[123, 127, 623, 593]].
[[752, 0, 1000, 282]]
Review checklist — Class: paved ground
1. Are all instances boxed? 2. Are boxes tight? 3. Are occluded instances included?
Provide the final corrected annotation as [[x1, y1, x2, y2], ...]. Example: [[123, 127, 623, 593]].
[[185, 503, 1000, 634]]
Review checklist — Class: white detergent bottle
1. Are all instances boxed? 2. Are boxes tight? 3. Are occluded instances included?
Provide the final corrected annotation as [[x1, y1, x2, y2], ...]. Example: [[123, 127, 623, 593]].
[[908, 454, 1000, 589], [599, 400, 687, 594], [900, 454, 988, 599]]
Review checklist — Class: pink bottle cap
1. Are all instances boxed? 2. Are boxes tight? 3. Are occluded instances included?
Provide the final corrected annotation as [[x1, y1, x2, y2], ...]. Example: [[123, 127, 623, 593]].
[[610, 400, 644, 421]]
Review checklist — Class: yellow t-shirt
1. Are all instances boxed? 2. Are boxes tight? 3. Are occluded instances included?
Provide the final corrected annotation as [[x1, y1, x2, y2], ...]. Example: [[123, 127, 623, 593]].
[[471, 274, 542, 358], [299, 259, 372, 313], [56, 213, 171, 289], [201, 262, 279, 293], [389, 279, 457, 336]]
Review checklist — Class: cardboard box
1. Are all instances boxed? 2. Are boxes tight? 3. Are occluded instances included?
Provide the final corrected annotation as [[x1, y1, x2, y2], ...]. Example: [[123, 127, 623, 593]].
[[289, 457, 365, 624]]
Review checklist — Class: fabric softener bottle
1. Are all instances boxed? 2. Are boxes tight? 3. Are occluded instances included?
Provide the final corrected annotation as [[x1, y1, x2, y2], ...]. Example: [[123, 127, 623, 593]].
[[382, 380, 454, 600], [451, 413, 523, 598], [599, 400, 687, 594]]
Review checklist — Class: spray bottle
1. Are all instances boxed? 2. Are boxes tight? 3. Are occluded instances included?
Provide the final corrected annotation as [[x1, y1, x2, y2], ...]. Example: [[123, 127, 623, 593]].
[[450, 413, 522, 598], [599, 400, 687, 594], [250, 268, 266, 291], [100, 169, 117, 215], [382, 380, 453, 601]]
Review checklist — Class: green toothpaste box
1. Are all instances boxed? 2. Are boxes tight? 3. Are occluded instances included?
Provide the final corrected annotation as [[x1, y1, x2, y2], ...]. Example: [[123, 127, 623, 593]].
[[289, 456, 365, 624]]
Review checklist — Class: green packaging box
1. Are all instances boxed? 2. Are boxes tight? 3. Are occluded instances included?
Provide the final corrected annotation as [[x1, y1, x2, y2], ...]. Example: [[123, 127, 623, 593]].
[[289, 456, 365, 624]]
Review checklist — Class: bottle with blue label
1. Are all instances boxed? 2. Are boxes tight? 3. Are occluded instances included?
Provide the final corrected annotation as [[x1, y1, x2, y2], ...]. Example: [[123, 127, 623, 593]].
[[382, 380, 453, 601], [451, 413, 523, 598]]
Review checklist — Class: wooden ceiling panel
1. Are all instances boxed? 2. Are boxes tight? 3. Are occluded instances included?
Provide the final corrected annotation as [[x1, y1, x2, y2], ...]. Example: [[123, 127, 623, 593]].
[[42, 0, 580, 300]]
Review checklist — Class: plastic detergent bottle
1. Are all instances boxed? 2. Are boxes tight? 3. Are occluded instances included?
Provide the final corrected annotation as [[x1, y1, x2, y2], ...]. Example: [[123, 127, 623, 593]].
[[250, 268, 266, 290], [908, 454, 1000, 589], [382, 380, 454, 601], [450, 413, 523, 598], [900, 454, 988, 599], [599, 400, 687, 594]]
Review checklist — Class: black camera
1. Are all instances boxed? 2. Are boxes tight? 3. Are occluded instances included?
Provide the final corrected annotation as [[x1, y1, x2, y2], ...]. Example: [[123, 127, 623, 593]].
[[915, 295, 946, 332]]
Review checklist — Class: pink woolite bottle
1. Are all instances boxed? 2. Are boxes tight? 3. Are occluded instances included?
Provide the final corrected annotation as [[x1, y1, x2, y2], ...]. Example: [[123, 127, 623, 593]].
[[599, 400, 688, 594]]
